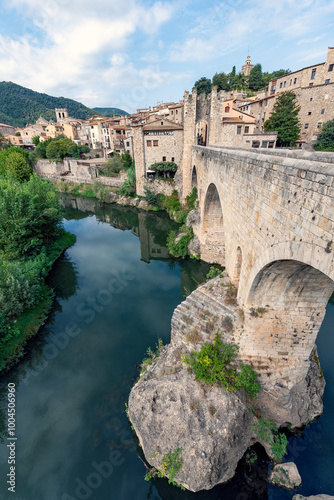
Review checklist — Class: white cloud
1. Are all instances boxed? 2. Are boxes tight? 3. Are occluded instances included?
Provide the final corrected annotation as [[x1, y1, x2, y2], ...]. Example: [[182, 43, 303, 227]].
[[168, 0, 334, 63], [0, 0, 174, 109]]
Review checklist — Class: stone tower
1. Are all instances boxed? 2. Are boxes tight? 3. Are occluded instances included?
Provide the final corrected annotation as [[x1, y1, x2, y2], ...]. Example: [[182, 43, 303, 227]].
[[241, 56, 254, 77], [55, 108, 69, 122]]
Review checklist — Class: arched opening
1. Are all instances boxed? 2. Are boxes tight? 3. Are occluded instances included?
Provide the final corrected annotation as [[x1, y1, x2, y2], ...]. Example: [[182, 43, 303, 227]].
[[202, 184, 225, 263], [233, 246, 242, 286], [248, 260, 334, 309], [196, 121, 207, 146], [192, 166, 197, 189], [246, 260, 334, 379]]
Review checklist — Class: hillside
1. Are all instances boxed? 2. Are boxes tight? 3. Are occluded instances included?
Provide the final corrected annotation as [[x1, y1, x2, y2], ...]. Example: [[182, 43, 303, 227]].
[[0, 82, 128, 128], [93, 107, 129, 117]]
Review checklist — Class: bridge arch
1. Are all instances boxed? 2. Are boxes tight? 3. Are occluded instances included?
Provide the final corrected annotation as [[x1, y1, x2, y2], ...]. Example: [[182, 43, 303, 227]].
[[201, 183, 225, 263], [192, 166, 197, 189], [231, 246, 243, 286]]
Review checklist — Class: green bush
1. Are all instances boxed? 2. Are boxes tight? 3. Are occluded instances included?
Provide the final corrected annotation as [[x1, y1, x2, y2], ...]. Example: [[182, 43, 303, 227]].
[[167, 225, 194, 259], [206, 266, 223, 280], [0, 314, 20, 349], [92, 180, 112, 203], [252, 417, 288, 461], [99, 155, 122, 176], [183, 333, 260, 399], [185, 187, 198, 211], [143, 186, 162, 206], [118, 164, 136, 197]]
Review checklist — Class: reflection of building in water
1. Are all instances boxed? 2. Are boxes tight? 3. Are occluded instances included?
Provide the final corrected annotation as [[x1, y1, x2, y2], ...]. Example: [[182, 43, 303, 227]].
[[138, 213, 170, 263]]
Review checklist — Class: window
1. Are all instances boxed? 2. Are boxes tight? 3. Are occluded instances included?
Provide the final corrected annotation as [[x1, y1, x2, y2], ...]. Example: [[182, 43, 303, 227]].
[[268, 141, 275, 148], [290, 79, 292, 86], [328, 64, 333, 72], [147, 140, 152, 147], [237, 126, 242, 135], [310, 97, 313, 101], [162, 156, 166, 161], [309, 83, 313, 87], [171, 110, 174, 114], [161, 122, 163, 125], [311, 69, 316, 79], [321, 108, 325, 114], [225, 106, 230, 112], [244, 126, 249, 133], [317, 122, 322, 128], [308, 111, 312, 115], [171, 157, 175, 162], [126, 142, 130, 147], [252, 140, 260, 148], [294, 78, 297, 84], [280, 82, 283, 88], [283, 81, 286, 87], [176, 110, 178, 114], [304, 123, 309, 129], [153, 140, 158, 146], [261, 141, 268, 148], [325, 79, 330, 84]]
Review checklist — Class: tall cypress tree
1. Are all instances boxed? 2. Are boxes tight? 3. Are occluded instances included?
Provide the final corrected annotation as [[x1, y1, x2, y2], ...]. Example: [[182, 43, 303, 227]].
[[248, 64, 263, 90], [264, 91, 301, 147]]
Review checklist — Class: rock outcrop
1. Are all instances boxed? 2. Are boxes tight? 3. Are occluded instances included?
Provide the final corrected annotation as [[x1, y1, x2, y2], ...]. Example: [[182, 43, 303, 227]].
[[269, 462, 302, 490], [128, 275, 327, 492], [293, 495, 334, 500]]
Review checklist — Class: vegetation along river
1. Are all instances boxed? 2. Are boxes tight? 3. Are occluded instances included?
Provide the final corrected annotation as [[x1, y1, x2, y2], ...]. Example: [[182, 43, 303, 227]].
[[0, 196, 333, 500]]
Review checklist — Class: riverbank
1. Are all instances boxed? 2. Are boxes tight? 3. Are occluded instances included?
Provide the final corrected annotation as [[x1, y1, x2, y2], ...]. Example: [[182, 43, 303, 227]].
[[0, 231, 76, 373]]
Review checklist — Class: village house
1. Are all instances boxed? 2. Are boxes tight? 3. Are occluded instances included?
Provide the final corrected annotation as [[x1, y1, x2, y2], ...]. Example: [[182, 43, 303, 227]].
[[0, 123, 16, 135], [237, 47, 334, 145]]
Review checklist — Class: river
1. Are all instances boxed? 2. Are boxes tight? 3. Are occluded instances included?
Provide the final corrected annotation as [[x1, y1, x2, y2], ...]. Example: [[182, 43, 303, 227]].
[[0, 197, 333, 500]]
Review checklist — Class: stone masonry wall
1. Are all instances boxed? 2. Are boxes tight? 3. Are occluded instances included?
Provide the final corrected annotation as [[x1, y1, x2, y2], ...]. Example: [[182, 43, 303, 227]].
[[188, 145, 334, 399], [34, 159, 124, 188]]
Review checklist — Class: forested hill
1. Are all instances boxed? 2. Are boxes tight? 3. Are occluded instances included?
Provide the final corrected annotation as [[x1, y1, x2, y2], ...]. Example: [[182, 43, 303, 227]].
[[0, 82, 128, 128], [92, 107, 129, 117]]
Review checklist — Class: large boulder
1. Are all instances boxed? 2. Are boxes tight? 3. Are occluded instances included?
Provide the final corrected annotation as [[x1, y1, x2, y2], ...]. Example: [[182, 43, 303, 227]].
[[269, 462, 301, 490], [128, 363, 254, 492], [293, 496, 334, 500]]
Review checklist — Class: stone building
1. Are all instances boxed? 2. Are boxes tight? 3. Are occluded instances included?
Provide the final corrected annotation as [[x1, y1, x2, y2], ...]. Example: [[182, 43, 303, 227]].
[[0, 123, 16, 135], [132, 117, 184, 196], [269, 47, 334, 95]]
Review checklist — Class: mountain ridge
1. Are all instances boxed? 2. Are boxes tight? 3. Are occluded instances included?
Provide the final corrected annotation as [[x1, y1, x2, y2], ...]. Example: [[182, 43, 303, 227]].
[[0, 82, 128, 128]]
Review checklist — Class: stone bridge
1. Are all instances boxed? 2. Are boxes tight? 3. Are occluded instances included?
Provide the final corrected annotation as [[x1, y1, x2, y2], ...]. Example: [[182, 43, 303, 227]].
[[184, 146, 334, 422]]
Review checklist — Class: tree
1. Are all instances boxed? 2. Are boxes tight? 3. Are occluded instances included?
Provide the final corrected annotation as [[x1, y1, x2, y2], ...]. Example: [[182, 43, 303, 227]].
[[212, 72, 230, 91], [313, 119, 334, 151], [6, 151, 32, 182], [0, 174, 63, 257], [99, 155, 122, 176], [0, 147, 31, 181], [264, 91, 301, 147], [248, 64, 263, 91], [32, 135, 40, 145], [121, 151, 132, 169], [194, 77, 212, 95]]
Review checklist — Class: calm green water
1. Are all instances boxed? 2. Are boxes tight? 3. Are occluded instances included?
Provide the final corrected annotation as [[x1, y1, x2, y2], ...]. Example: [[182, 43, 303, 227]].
[[0, 197, 333, 500]]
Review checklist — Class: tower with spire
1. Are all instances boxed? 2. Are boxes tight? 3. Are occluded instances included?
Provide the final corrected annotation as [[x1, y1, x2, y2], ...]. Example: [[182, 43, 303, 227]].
[[241, 55, 254, 76]]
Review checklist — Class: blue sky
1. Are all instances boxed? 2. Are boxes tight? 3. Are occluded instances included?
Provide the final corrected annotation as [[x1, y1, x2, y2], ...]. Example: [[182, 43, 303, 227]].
[[0, 0, 333, 113]]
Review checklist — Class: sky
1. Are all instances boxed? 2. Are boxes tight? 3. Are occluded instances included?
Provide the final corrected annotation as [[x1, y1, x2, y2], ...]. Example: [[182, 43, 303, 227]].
[[0, 0, 333, 113]]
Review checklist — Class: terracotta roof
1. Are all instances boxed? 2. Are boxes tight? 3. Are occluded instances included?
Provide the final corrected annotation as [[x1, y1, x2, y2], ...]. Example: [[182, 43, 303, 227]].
[[0, 123, 13, 127]]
